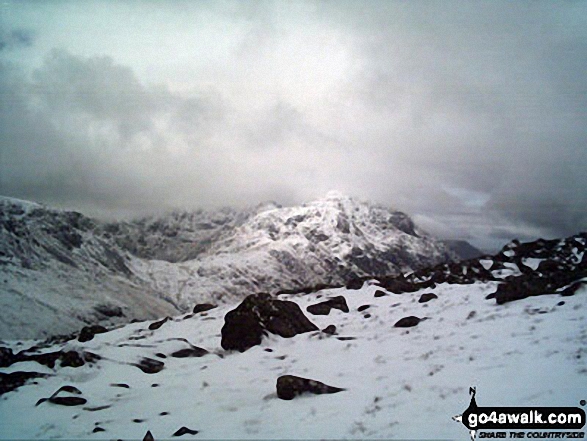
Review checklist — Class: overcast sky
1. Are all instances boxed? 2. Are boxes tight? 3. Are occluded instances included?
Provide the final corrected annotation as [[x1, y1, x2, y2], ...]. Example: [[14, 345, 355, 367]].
[[0, 1, 585, 250]]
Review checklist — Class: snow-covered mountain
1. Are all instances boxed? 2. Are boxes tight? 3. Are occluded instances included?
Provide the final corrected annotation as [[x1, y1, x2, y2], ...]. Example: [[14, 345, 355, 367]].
[[125, 192, 456, 309], [0, 232, 584, 439], [0, 197, 178, 340], [0, 193, 454, 339]]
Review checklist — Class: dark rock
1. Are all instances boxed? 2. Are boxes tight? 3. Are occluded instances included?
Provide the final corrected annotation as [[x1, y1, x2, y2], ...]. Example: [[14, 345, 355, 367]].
[[221, 293, 318, 352], [134, 358, 165, 374], [418, 293, 438, 303], [363, 314, 371, 319], [93, 427, 106, 433], [306, 296, 349, 316], [0, 347, 15, 367], [557, 301, 565, 306], [357, 304, 371, 312], [143, 431, 155, 441], [110, 383, 130, 388], [48, 396, 87, 406], [374, 290, 388, 298], [78, 325, 108, 342], [173, 427, 199, 436], [148, 317, 170, 331], [60, 351, 86, 368], [0, 371, 49, 396], [193, 303, 217, 314], [394, 316, 423, 328], [346, 278, 365, 290], [170, 347, 208, 358], [276, 375, 345, 400], [322, 325, 337, 335]]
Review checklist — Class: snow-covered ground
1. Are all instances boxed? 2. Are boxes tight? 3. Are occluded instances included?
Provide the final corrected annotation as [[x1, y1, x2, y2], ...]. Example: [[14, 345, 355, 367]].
[[1, 280, 585, 439]]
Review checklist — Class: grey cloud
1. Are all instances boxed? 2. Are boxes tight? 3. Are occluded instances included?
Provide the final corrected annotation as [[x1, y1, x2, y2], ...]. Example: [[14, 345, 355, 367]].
[[0, 28, 34, 51], [1, 1, 585, 250]]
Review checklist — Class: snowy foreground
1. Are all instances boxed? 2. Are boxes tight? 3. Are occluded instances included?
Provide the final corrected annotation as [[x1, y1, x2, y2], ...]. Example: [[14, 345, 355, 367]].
[[1, 280, 585, 440]]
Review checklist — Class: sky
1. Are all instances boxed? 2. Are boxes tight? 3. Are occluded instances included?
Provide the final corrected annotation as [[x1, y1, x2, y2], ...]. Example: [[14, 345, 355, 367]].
[[0, 1, 585, 250]]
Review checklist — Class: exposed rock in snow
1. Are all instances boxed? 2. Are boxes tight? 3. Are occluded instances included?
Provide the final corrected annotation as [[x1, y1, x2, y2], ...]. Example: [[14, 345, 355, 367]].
[[276, 374, 345, 400], [1, 262, 584, 439], [220, 293, 318, 352]]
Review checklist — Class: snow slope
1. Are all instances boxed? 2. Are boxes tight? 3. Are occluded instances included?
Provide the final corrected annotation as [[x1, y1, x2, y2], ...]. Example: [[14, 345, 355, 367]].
[[0, 276, 585, 439]]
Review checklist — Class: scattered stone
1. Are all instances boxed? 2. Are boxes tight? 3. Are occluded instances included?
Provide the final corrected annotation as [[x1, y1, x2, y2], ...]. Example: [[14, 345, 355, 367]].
[[336, 336, 356, 341], [155, 353, 167, 358], [374, 290, 388, 298], [148, 317, 170, 331], [322, 325, 337, 335], [134, 358, 165, 374], [110, 383, 130, 388], [173, 427, 199, 436], [221, 293, 318, 352], [133, 419, 145, 423], [193, 304, 217, 314], [264, 348, 273, 352], [93, 427, 106, 433], [394, 316, 423, 328], [418, 293, 438, 303], [276, 375, 345, 400], [363, 314, 371, 319], [357, 304, 371, 312], [557, 301, 565, 306], [170, 347, 208, 358], [78, 325, 108, 343], [306, 296, 349, 315], [466, 311, 477, 320]]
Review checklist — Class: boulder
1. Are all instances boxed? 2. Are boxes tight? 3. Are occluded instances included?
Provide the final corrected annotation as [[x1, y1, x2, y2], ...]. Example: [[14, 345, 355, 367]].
[[276, 375, 345, 400], [134, 357, 165, 374], [306, 296, 349, 315], [221, 294, 318, 352], [193, 303, 217, 314], [173, 427, 199, 437], [148, 317, 170, 331], [322, 325, 337, 335], [394, 316, 423, 328], [418, 293, 438, 303], [78, 325, 108, 342], [170, 347, 208, 358]]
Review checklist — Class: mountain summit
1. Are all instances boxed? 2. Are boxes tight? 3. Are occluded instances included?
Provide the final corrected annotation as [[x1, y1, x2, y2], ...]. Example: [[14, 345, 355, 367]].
[[0, 193, 454, 339]]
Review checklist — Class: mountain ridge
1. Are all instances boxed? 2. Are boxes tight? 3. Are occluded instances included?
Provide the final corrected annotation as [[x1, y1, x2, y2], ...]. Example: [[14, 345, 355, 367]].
[[0, 193, 455, 339]]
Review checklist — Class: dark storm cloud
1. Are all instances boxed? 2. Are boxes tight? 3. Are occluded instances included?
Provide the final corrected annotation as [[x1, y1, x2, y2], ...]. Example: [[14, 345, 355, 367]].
[[0, 1, 585, 249]]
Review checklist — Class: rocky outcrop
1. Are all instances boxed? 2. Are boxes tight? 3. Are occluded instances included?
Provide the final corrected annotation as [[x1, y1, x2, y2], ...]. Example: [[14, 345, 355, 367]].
[[221, 294, 318, 352]]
